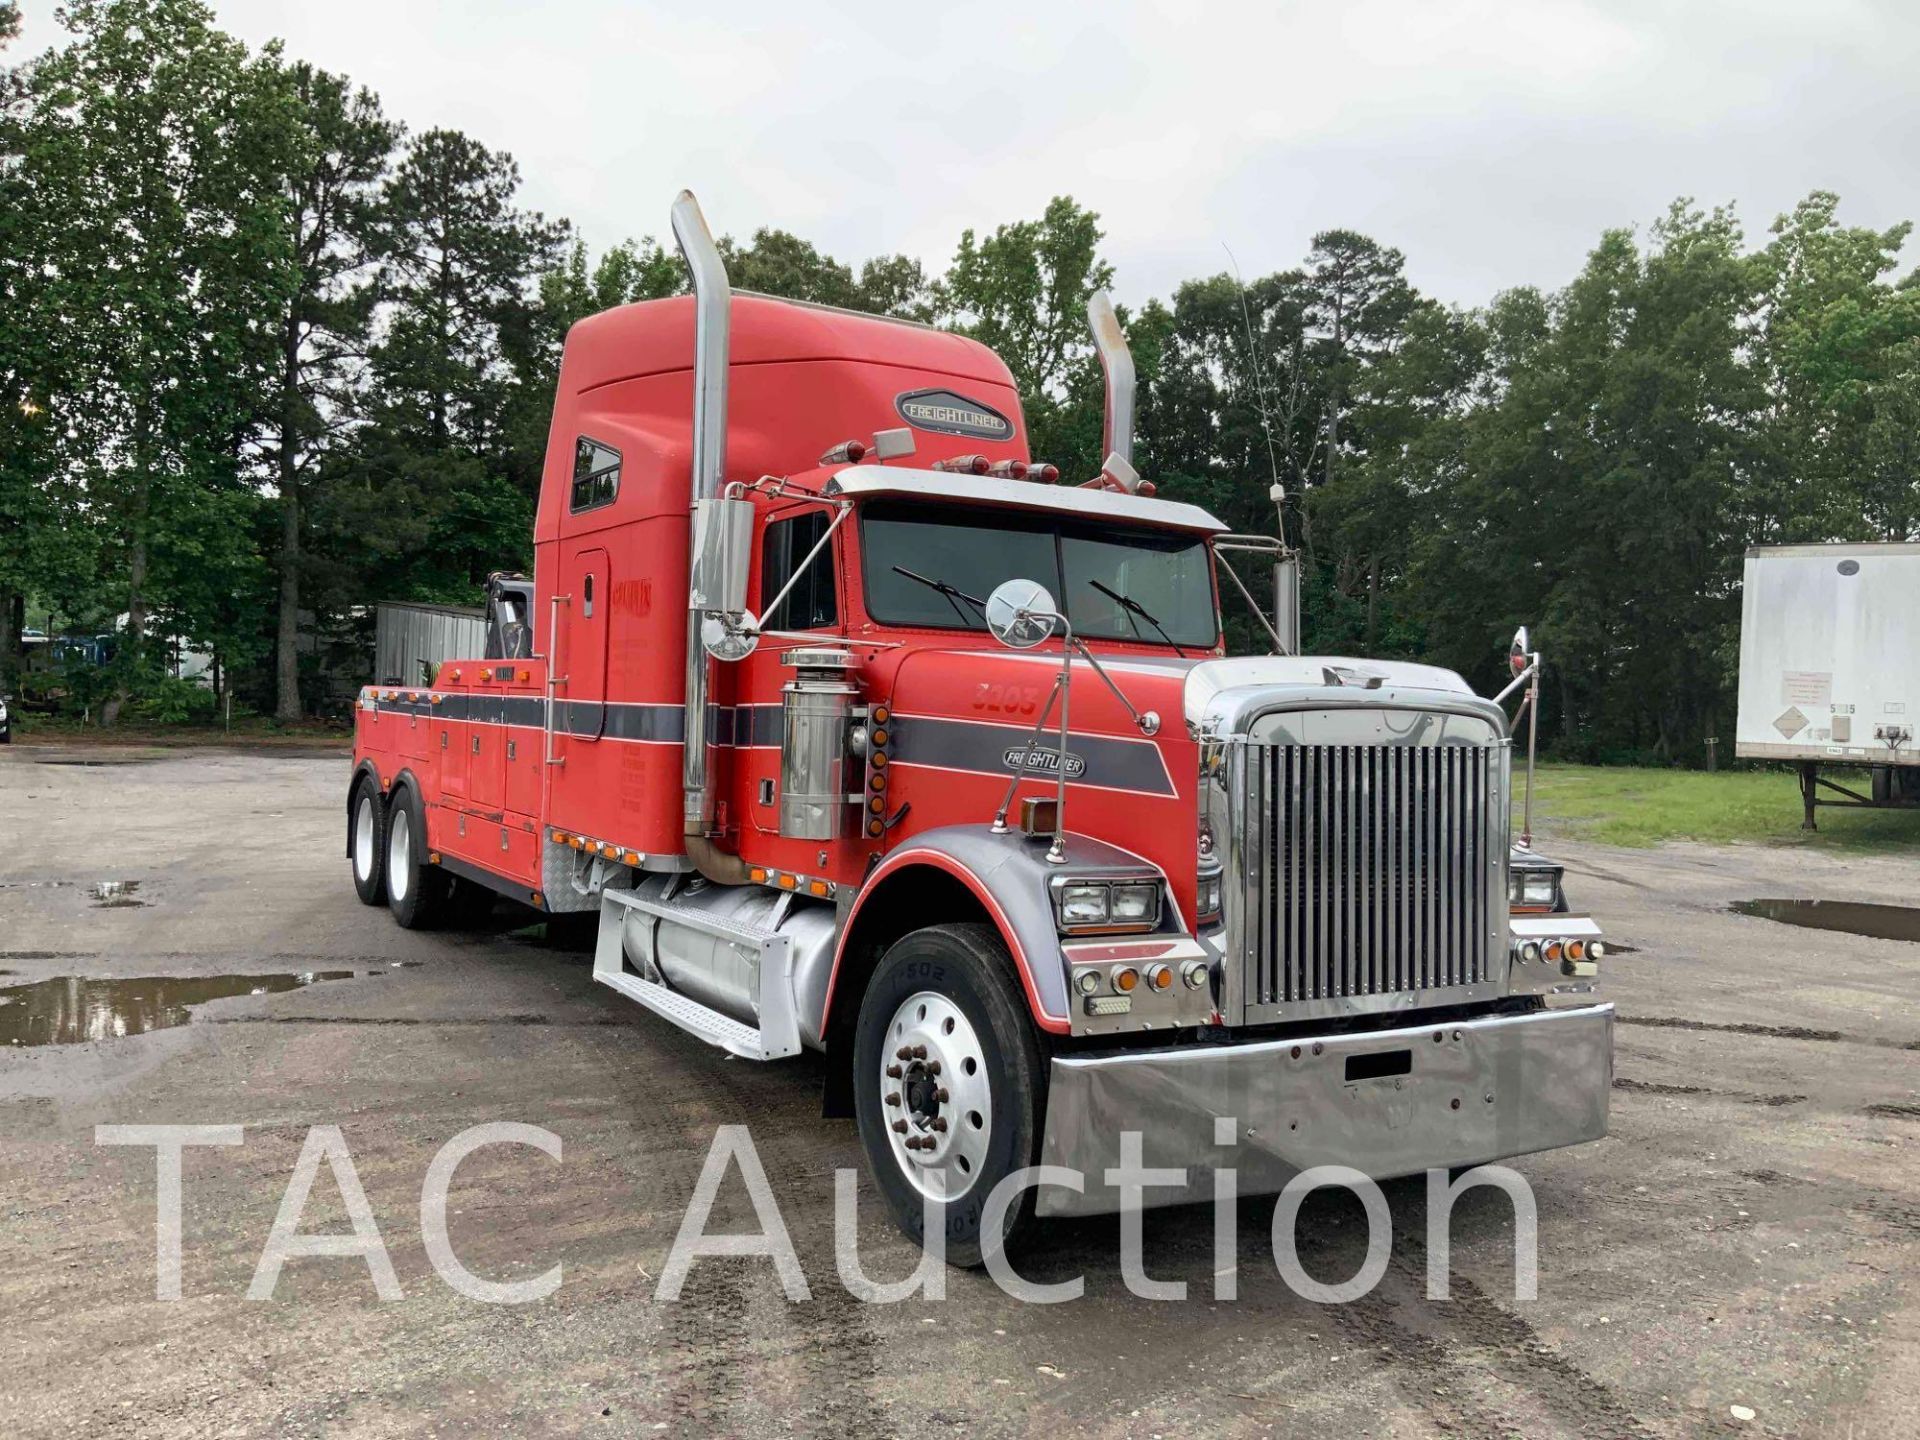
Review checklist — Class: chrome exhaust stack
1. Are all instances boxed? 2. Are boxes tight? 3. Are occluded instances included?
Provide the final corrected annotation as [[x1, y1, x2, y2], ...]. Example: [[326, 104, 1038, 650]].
[[1086, 290, 1136, 471], [671, 190, 750, 881]]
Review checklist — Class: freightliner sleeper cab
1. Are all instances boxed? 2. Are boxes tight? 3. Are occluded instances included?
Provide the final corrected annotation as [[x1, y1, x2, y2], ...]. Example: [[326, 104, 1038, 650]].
[[348, 192, 1613, 1265]]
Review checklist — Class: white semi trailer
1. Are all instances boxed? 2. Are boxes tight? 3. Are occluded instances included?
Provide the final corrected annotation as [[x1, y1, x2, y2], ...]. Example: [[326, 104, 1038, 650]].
[[1735, 542, 1920, 828]]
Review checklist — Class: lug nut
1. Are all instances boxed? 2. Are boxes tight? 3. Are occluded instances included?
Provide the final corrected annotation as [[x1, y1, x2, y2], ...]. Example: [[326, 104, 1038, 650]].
[[895, 1046, 912, 1061], [886, 1064, 903, 1078], [927, 1060, 941, 1076], [885, 1093, 901, 1107], [931, 1118, 948, 1133], [935, 1087, 950, 1104], [911, 1045, 928, 1059], [892, 1120, 908, 1134]]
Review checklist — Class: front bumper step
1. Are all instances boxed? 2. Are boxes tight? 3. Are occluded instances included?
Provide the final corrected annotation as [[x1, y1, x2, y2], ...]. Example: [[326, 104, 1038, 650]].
[[1035, 1002, 1614, 1217]]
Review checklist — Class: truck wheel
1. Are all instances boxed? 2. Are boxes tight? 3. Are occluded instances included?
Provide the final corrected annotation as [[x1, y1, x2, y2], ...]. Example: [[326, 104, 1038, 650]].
[[853, 922, 1047, 1269], [349, 778, 387, 906], [384, 786, 450, 929]]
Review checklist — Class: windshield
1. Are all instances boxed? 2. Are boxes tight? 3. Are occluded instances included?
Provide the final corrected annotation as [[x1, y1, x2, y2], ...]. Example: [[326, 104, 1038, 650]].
[[859, 501, 1218, 648]]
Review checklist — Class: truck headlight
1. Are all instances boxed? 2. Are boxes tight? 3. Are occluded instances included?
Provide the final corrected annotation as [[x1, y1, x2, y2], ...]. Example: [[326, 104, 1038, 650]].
[[1196, 868, 1223, 922], [1509, 867, 1561, 909], [1110, 882, 1159, 924], [1057, 881, 1109, 926], [1051, 876, 1162, 933]]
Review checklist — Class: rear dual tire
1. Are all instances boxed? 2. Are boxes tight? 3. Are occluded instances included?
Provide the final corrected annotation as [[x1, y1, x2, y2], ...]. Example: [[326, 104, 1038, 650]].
[[349, 778, 386, 906], [383, 785, 451, 929]]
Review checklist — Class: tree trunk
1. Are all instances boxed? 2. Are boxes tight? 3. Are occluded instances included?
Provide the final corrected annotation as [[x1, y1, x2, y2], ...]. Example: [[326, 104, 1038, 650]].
[[1364, 554, 1379, 648], [104, 415, 153, 728], [0, 590, 21, 694], [275, 321, 304, 723], [275, 476, 301, 721]]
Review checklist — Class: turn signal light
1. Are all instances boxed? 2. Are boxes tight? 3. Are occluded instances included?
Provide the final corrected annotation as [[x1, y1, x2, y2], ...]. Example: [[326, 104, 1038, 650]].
[[867, 819, 885, 838], [1146, 964, 1174, 992], [1113, 967, 1140, 994], [1566, 939, 1586, 962], [871, 705, 891, 724], [1543, 940, 1564, 964]]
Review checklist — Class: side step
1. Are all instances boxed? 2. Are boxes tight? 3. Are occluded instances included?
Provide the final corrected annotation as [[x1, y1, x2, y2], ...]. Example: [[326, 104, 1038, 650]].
[[592, 885, 801, 1061]]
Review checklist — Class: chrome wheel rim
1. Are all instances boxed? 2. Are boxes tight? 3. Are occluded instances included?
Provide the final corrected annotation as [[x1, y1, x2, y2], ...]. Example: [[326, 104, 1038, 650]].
[[387, 807, 411, 901], [353, 794, 376, 883], [880, 990, 992, 1202]]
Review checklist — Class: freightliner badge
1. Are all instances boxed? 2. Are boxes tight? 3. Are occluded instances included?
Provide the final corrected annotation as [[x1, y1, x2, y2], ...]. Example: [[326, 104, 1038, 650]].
[[895, 388, 1014, 441]]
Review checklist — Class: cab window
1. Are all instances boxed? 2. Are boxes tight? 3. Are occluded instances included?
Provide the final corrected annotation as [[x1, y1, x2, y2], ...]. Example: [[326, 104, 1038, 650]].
[[761, 511, 838, 630]]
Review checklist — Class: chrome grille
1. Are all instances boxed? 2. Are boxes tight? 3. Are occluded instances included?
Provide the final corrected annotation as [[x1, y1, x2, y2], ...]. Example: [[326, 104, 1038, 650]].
[[1245, 742, 1497, 1007]]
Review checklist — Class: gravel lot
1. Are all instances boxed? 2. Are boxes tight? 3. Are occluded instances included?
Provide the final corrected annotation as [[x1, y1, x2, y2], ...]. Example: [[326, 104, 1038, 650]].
[[1, 746, 1915, 1438]]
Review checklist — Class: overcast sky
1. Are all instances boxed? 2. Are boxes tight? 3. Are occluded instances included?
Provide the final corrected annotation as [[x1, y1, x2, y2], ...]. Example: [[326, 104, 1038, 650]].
[[15, 1, 1920, 308]]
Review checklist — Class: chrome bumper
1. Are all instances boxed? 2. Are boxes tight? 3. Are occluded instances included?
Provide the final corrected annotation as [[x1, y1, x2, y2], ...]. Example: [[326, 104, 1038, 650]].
[[1035, 1001, 1613, 1217]]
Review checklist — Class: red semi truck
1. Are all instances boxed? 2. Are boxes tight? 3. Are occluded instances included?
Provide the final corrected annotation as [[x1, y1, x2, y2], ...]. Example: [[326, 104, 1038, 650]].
[[349, 192, 1612, 1264]]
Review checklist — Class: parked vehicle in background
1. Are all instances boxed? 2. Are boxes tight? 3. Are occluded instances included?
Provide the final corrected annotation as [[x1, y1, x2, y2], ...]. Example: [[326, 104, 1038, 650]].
[[1736, 542, 1920, 827], [374, 601, 489, 687], [347, 191, 1614, 1266]]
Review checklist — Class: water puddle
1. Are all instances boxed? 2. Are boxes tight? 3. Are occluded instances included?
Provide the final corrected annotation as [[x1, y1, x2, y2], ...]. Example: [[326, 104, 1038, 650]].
[[1731, 898, 1920, 945], [91, 880, 144, 908], [0, 971, 355, 1048]]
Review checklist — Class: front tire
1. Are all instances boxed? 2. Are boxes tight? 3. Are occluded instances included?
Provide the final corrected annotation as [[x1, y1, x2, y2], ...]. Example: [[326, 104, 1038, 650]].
[[384, 785, 451, 929], [853, 922, 1047, 1268], [349, 778, 387, 906]]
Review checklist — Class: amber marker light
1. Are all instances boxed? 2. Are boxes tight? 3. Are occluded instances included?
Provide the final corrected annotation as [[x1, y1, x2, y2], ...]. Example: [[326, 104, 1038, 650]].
[[1146, 964, 1174, 992], [1113, 967, 1140, 993]]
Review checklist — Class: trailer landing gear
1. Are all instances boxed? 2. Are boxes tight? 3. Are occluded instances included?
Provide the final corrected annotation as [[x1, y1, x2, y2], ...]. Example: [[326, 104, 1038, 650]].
[[1797, 760, 1920, 830]]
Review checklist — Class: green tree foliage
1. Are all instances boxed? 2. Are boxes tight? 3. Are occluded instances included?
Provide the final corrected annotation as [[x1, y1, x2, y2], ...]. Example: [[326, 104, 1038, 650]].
[[4, 2, 1918, 760], [330, 128, 565, 601], [264, 63, 398, 719], [939, 197, 1115, 477], [4, 0, 298, 719]]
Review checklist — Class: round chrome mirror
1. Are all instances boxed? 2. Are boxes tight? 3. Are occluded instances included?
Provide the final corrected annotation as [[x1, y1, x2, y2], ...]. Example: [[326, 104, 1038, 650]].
[[1508, 625, 1530, 676], [702, 610, 760, 662], [985, 579, 1058, 650]]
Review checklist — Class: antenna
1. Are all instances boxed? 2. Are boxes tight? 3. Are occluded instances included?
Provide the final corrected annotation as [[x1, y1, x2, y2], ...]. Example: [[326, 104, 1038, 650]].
[[1222, 241, 1287, 550]]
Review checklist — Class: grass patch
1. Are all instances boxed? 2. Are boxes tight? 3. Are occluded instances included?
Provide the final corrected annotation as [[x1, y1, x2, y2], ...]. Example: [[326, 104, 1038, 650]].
[[1521, 764, 1920, 851]]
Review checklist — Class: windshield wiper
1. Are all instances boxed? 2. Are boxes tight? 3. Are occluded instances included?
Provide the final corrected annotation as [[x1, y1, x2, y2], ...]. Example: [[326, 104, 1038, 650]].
[[892, 566, 985, 627], [1089, 579, 1188, 657]]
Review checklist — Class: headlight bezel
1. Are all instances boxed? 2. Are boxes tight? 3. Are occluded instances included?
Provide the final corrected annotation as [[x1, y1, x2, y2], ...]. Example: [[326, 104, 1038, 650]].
[[1508, 863, 1563, 911], [1049, 874, 1164, 935]]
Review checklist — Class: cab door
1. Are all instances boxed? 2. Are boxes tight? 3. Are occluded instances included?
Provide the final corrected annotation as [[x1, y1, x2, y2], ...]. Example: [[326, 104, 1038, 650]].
[[558, 547, 610, 741]]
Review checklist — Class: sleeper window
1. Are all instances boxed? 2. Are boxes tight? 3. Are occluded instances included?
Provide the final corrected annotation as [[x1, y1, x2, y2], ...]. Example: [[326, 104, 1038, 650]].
[[571, 437, 621, 513]]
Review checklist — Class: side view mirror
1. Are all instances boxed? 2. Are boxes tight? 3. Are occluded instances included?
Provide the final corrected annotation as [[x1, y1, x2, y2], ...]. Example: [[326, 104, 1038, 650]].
[[985, 579, 1059, 650], [1509, 625, 1530, 675]]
